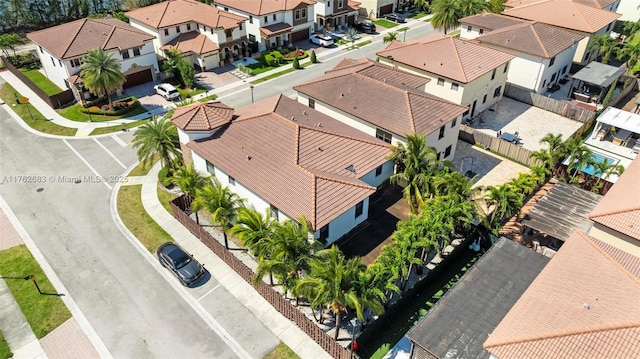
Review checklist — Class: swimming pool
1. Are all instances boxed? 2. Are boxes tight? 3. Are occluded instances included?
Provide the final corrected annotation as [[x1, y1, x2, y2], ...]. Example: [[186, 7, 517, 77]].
[[578, 152, 616, 176]]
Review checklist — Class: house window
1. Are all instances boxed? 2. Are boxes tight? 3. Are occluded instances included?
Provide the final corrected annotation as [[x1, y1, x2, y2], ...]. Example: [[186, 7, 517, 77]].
[[319, 224, 329, 242], [607, 22, 612, 31], [273, 14, 276, 21], [210, 28, 214, 34], [270, 205, 279, 220], [309, 98, 315, 108], [224, 7, 228, 11], [479, 29, 484, 35], [328, 1, 330, 7], [542, 79, 546, 88], [264, 16, 268, 23], [355, 201, 364, 218], [451, 118, 457, 128], [451, 82, 459, 91], [551, 73, 556, 82], [549, 56, 555, 66], [376, 128, 392, 143], [504, 62, 509, 73], [206, 161, 215, 174], [196, 23, 200, 30], [483, 94, 487, 104], [562, 65, 567, 74], [176, 26, 181, 33], [164, 28, 169, 36], [436, 152, 441, 160], [228, 176, 235, 185], [249, 16, 253, 24], [249, 34, 256, 42], [63, 79, 70, 89], [239, 23, 243, 31], [133, 47, 140, 56], [71, 58, 80, 67], [51, 57, 55, 66], [226, 29, 232, 38], [339, 0, 344, 7], [39, 46, 43, 53], [444, 145, 452, 158], [302, 8, 306, 17], [203, 26, 207, 32], [295, 10, 300, 20], [491, 69, 496, 80], [58, 59, 62, 66], [121, 50, 130, 59], [186, 23, 191, 30], [493, 86, 502, 98], [375, 165, 383, 177], [437, 78, 444, 86], [438, 125, 445, 139], [467, 25, 472, 31]]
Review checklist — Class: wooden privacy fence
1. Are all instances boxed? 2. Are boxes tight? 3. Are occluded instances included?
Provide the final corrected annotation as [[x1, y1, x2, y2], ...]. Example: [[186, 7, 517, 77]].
[[170, 196, 352, 359], [504, 83, 596, 123], [459, 125, 541, 167], [1, 56, 75, 109]]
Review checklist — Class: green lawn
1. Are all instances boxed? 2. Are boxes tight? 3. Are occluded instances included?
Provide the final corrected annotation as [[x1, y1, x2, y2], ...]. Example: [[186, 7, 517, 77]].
[[118, 185, 173, 253], [373, 19, 399, 29], [411, 11, 430, 19], [88, 118, 151, 136], [263, 342, 300, 359], [0, 331, 11, 359], [57, 103, 150, 122], [158, 185, 178, 214], [198, 93, 218, 103], [177, 87, 205, 98], [346, 40, 373, 50], [19, 69, 62, 95], [0, 245, 72, 339], [0, 83, 77, 136]]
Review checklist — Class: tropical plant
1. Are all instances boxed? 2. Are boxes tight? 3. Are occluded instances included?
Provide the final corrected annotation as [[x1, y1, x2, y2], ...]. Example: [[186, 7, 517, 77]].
[[310, 49, 317, 63], [0, 33, 27, 57], [292, 56, 300, 69], [530, 165, 551, 185], [383, 32, 398, 44], [509, 172, 538, 197], [539, 132, 565, 175], [177, 60, 195, 88], [230, 207, 278, 284], [457, 0, 487, 17], [483, 184, 524, 233], [487, 0, 508, 13], [591, 34, 619, 64], [191, 179, 245, 249], [430, 0, 459, 34], [131, 116, 182, 173], [345, 26, 359, 48], [622, 19, 640, 38], [617, 40, 640, 74], [563, 137, 592, 182], [170, 163, 209, 223], [80, 48, 126, 110]]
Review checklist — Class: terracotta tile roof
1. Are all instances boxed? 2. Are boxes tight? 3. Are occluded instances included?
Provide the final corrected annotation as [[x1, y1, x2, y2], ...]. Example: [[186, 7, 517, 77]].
[[214, 0, 317, 16], [182, 95, 390, 230], [347, 0, 361, 11], [159, 31, 219, 54], [505, 0, 618, 9], [27, 18, 155, 59], [459, 13, 528, 31], [589, 156, 640, 241], [325, 58, 431, 89], [171, 101, 234, 131], [475, 22, 584, 59], [484, 230, 640, 359], [126, 0, 246, 30], [590, 237, 640, 278], [376, 33, 515, 83], [502, 0, 621, 33], [294, 59, 466, 138], [260, 22, 293, 37]]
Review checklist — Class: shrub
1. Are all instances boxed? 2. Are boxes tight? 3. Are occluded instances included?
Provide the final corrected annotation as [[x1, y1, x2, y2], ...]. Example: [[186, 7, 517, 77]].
[[282, 50, 307, 61], [264, 54, 275, 66], [158, 166, 173, 188], [271, 51, 283, 64], [292, 57, 300, 69], [80, 96, 140, 116], [310, 50, 317, 63]]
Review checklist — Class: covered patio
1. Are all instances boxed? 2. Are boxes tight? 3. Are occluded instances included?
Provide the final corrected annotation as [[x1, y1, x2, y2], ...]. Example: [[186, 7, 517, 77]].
[[567, 61, 625, 107]]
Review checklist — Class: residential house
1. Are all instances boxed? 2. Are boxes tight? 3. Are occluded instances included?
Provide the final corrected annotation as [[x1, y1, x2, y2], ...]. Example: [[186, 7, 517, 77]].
[[501, 0, 621, 66], [505, 0, 621, 12], [407, 238, 549, 359], [27, 17, 158, 101], [355, 0, 397, 19], [376, 34, 515, 121], [460, 14, 584, 93], [126, 0, 248, 70], [171, 95, 394, 245], [313, 0, 361, 32], [293, 58, 468, 160], [214, 0, 316, 52]]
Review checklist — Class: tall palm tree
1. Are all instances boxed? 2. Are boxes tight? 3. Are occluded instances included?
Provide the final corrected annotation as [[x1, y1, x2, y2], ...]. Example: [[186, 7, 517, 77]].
[[132, 117, 182, 173], [231, 207, 278, 284], [80, 48, 126, 110], [430, 0, 459, 34], [369, 245, 403, 302], [509, 172, 539, 197], [191, 179, 245, 249], [383, 32, 398, 44], [457, 0, 487, 17], [623, 19, 640, 38], [170, 163, 209, 223], [618, 40, 640, 74], [539, 133, 565, 175], [563, 137, 591, 181], [351, 269, 388, 328], [591, 34, 619, 64], [294, 245, 366, 340], [530, 165, 551, 186], [487, 0, 507, 13], [484, 184, 523, 233]]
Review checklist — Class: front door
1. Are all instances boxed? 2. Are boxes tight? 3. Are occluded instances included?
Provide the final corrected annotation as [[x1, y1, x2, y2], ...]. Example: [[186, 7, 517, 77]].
[[470, 100, 477, 117]]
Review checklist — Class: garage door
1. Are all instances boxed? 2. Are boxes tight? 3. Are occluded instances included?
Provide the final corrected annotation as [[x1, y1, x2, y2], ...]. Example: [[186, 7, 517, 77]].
[[124, 69, 153, 89], [291, 28, 310, 42], [379, 4, 393, 16]]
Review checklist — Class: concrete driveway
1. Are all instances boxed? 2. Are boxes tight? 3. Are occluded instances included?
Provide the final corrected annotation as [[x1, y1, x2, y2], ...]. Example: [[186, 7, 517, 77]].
[[122, 82, 171, 115]]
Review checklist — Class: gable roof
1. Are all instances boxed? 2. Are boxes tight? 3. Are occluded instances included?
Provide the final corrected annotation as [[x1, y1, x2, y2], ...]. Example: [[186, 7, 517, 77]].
[[293, 59, 467, 138], [171, 101, 234, 131], [408, 238, 549, 359], [376, 33, 515, 83], [589, 156, 640, 241], [475, 21, 584, 58], [27, 18, 155, 60], [126, 0, 246, 30], [502, 0, 621, 33], [214, 0, 316, 15], [459, 13, 528, 31], [160, 31, 219, 54], [505, 0, 618, 10], [180, 95, 391, 231], [484, 230, 640, 359], [325, 58, 431, 89]]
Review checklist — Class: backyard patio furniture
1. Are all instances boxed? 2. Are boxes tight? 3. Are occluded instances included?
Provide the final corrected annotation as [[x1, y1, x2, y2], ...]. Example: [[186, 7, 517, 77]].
[[500, 132, 518, 143]]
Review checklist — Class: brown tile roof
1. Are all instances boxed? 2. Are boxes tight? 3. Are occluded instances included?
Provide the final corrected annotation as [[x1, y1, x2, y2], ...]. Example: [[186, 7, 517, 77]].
[[502, 0, 621, 33], [325, 58, 431, 89], [171, 101, 234, 131], [376, 33, 515, 83], [347, 0, 361, 11], [183, 95, 391, 230], [589, 156, 640, 241], [484, 230, 640, 359], [126, 0, 246, 30], [160, 31, 219, 54], [293, 59, 466, 138], [260, 22, 293, 37], [505, 0, 618, 9], [27, 18, 155, 60], [459, 13, 528, 31], [475, 22, 584, 59], [214, 0, 317, 16]]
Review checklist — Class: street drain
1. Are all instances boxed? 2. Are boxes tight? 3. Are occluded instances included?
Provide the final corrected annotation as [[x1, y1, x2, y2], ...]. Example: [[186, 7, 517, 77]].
[[36, 188, 44, 192]]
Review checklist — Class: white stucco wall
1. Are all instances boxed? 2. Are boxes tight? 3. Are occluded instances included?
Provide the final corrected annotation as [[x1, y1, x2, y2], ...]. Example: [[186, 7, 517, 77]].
[[459, 24, 487, 40], [573, 23, 615, 65], [360, 161, 394, 188], [315, 197, 369, 245], [617, 0, 638, 21], [118, 42, 160, 74], [37, 46, 71, 90]]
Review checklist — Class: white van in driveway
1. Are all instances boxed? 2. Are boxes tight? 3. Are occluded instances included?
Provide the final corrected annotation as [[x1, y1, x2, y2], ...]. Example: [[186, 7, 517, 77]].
[[154, 84, 180, 100]]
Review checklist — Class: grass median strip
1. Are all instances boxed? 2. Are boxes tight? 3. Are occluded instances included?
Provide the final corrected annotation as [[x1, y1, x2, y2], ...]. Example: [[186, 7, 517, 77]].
[[263, 342, 300, 359], [0, 331, 12, 359], [89, 118, 151, 136], [0, 245, 71, 339]]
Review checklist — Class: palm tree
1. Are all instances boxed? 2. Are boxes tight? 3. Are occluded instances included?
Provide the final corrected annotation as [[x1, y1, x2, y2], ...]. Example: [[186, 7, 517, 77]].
[[623, 19, 640, 38], [509, 172, 539, 197], [294, 245, 366, 340], [383, 32, 398, 44], [345, 26, 358, 48], [591, 35, 619, 64], [563, 137, 592, 181], [430, 0, 459, 34], [230, 207, 278, 284], [170, 163, 209, 223], [539, 133, 565, 175], [132, 117, 182, 173], [486, 0, 507, 13], [530, 165, 551, 185], [191, 179, 245, 249], [80, 48, 126, 110], [457, 0, 487, 17], [618, 40, 640, 74], [389, 134, 438, 214], [484, 184, 523, 233], [351, 269, 388, 328]]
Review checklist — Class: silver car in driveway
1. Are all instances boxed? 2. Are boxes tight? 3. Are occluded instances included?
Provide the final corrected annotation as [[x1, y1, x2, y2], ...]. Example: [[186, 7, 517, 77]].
[[310, 33, 334, 47]]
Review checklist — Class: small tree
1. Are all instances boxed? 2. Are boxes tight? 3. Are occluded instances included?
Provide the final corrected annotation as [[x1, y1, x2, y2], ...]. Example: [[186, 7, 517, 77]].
[[0, 33, 27, 57], [292, 56, 300, 69], [310, 50, 317, 63], [177, 60, 195, 88]]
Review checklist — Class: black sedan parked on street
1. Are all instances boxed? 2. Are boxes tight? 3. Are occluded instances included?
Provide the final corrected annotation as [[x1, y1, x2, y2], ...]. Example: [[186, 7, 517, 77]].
[[157, 242, 205, 286], [384, 13, 406, 23]]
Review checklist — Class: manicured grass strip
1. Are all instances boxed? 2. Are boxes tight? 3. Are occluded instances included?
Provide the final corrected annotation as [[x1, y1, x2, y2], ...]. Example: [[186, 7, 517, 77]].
[[0, 331, 12, 359], [373, 19, 398, 28], [158, 185, 178, 214], [346, 40, 373, 50], [251, 61, 313, 84], [0, 83, 77, 136], [57, 103, 150, 122], [177, 87, 205, 98], [89, 118, 150, 136], [0, 245, 72, 339], [412, 11, 429, 19], [198, 93, 219, 103], [19, 69, 62, 96], [128, 155, 160, 176], [263, 342, 300, 359], [117, 185, 173, 253]]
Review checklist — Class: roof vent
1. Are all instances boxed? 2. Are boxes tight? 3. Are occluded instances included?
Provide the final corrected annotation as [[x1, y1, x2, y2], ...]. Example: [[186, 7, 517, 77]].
[[340, 93, 344, 97], [303, 110, 307, 115], [291, 116, 295, 121], [583, 303, 590, 310], [316, 122, 322, 127], [440, 62, 443, 66], [246, 155, 252, 160], [346, 165, 356, 174], [317, 146, 323, 151]]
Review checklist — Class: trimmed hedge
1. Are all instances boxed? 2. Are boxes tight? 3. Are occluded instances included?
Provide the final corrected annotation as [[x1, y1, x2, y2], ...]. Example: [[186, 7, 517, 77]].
[[81, 96, 140, 116]]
